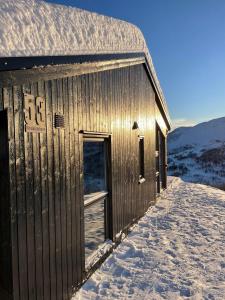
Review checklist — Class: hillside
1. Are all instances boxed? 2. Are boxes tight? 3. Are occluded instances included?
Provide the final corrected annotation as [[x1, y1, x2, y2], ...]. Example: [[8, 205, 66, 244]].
[[74, 177, 225, 299], [168, 117, 225, 189]]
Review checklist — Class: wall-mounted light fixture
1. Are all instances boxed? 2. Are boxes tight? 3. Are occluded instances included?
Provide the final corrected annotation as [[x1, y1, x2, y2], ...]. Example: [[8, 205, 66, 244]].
[[132, 121, 139, 130]]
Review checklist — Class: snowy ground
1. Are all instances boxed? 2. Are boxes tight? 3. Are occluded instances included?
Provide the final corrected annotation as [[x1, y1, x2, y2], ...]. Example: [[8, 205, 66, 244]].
[[74, 177, 225, 300]]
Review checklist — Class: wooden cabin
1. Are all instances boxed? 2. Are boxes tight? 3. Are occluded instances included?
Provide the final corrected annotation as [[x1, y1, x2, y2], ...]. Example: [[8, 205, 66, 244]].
[[0, 1, 171, 300]]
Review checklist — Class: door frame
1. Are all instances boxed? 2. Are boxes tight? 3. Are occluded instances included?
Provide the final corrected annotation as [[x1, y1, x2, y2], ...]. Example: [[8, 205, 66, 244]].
[[81, 131, 112, 267]]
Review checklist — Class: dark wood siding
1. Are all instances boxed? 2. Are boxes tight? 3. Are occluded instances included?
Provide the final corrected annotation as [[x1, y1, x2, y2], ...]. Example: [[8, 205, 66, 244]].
[[0, 61, 168, 300], [0, 110, 13, 300]]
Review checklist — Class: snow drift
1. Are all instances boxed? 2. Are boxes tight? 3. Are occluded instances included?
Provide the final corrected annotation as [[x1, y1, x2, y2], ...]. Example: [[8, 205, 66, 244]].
[[74, 177, 225, 299]]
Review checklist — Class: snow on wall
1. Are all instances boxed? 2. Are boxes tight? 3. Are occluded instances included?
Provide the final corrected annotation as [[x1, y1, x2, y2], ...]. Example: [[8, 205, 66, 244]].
[[0, 0, 169, 118]]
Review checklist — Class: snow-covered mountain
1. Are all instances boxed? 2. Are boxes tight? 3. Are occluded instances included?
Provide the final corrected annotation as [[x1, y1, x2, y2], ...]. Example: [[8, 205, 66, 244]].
[[168, 117, 225, 189]]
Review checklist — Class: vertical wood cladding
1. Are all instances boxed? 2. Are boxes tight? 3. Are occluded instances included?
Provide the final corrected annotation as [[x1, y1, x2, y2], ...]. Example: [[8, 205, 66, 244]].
[[0, 62, 167, 300], [0, 110, 12, 299]]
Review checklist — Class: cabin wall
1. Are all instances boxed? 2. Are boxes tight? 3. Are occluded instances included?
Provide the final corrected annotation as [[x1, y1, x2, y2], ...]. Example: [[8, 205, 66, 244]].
[[0, 62, 158, 300], [0, 110, 12, 299], [155, 103, 168, 188], [155, 102, 167, 136]]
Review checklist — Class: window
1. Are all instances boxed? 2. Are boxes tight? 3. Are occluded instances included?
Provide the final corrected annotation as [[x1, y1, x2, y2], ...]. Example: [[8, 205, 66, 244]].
[[139, 136, 145, 183], [156, 124, 166, 193], [83, 140, 107, 195], [83, 136, 110, 261]]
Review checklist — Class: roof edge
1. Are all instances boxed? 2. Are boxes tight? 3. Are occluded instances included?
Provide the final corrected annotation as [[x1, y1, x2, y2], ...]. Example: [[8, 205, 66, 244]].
[[0, 52, 171, 129]]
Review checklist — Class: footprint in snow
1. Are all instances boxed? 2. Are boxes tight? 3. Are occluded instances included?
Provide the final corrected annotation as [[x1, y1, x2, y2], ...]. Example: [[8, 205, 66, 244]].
[[165, 249, 176, 258]]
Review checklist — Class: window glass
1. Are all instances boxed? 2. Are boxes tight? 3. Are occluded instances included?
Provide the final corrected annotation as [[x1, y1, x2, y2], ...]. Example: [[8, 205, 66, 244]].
[[84, 197, 105, 258], [139, 137, 145, 179], [83, 141, 106, 195], [83, 138, 109, 260]]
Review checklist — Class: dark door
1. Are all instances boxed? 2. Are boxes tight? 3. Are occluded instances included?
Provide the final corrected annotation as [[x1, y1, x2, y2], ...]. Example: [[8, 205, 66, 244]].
[[83, 135, 111, 265], [0, 111, 12, 299]]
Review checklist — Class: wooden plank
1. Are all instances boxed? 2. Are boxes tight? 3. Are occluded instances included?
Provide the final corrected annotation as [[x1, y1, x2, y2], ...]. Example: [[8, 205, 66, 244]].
[[121, 67, 127, 228], [97, 73, 100, 133], [69, 76, 77, 289], [77, 75, 85, 280], [44, 79, 57, 300], [3, 87, 20, 300], [74, 75, 80, 284], [13, 85, 29, 300], [52, 79, 63, 300], [86, 74, 91, 132], [30, 82, 44, 300], [129, 66, 135, 221], [38, 81, 51, 300], [63, 77, 73, 298], [22, 83, 36, 300], [0, 88, 3, 110], [57, 78, 68, 300], [92, 73, 97, 132], [0, 108, 12, 294], [119, 68, 124, 230], [112, 69, 119, 236], [124, 66, 131, 224]]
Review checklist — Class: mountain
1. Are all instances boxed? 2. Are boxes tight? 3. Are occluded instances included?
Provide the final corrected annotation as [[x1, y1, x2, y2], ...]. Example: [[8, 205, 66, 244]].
[[167, 117, 225, 189]]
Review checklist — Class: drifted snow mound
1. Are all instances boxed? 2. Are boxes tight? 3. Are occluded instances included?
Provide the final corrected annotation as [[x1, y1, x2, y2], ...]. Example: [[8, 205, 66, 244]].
[[74, 177, 225, 300], [0, 0, 167, 114]]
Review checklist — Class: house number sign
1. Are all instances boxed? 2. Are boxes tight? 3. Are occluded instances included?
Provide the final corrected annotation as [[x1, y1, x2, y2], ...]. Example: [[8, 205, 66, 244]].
[[24, 93, 46, 133]]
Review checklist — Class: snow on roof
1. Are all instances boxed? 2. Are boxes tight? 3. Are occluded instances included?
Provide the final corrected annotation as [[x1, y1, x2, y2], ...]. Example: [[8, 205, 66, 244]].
[[0, 0, 169, 122]]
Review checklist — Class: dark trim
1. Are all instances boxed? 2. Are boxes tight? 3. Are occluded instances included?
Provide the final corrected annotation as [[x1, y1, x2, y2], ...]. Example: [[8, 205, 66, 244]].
[[0, 52, 171, 129], [0, 53, 144, 72], [0, 57, 144, 90], [84, 192, 108, 208], [80, 130, 112, 139], [144, 59, 171, 130]]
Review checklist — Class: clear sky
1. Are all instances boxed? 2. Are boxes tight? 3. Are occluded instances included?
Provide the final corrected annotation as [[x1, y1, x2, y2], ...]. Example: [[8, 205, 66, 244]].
[[47, 0, 225, 128]]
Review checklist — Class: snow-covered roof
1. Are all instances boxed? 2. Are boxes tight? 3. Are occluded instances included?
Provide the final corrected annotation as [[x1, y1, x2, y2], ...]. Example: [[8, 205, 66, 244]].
[[0, 0, 170, 125]]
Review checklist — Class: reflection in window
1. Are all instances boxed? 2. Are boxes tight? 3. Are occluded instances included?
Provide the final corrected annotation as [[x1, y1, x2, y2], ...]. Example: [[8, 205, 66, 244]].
[[84, 197, 105, 258], [83, 139, 108, 260], [83, 141, 106, 195], [156, 125, 166, 192], [139, 136, 145, 180]]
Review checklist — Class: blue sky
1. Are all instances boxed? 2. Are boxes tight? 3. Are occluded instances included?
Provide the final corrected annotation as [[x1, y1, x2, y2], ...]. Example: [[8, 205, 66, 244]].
[[47, 0, 225, 128]]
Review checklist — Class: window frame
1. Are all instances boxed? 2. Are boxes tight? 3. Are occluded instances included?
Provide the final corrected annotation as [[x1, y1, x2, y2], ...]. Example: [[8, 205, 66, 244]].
[[138, 135, 146, 184], [155, 123, 166, 193], [83, 136, 108, 205], [82, 131, 112, 262]]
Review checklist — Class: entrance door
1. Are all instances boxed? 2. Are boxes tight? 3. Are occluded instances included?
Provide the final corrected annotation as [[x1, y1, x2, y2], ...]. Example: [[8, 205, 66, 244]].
[[83, 135, 110, 262]]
